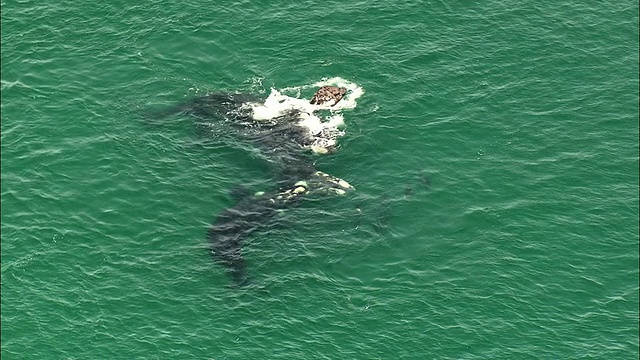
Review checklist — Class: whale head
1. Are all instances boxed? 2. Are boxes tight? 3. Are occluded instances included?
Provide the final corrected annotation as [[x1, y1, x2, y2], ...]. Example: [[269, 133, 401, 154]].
[[310, 86, 348, 106]]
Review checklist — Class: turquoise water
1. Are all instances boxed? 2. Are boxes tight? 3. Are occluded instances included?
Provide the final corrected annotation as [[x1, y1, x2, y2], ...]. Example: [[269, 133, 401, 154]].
[[2, 1, 638, 358]]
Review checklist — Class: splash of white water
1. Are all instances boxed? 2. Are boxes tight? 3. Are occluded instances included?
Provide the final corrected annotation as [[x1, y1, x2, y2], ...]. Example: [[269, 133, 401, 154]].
[[245, 77, 364, 154]]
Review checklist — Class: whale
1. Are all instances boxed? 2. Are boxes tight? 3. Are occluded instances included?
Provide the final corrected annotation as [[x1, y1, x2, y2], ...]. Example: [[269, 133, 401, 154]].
[[208, 171, 353, 285], [146, 81, 360, 286]]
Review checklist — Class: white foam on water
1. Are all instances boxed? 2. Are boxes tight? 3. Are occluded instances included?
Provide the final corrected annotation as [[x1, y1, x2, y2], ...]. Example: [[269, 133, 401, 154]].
[[245, 77, 364, 153]]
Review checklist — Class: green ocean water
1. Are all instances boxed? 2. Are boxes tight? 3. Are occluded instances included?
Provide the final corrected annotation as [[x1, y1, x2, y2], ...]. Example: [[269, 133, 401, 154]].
[[1, 0, 638, 358]]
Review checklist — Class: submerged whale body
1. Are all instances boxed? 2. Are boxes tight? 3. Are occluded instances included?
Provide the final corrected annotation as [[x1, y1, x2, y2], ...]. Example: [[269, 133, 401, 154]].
[[208, 172, 353, 285], [148, 81, 358, 286]]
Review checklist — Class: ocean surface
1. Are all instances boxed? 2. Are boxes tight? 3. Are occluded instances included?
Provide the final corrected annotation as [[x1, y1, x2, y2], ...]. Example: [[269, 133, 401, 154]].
[[2, 1, 638, 359]]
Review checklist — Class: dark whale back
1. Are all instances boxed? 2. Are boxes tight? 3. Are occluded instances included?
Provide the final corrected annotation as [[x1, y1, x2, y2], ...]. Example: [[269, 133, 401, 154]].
[[185, 93, 261, 123]]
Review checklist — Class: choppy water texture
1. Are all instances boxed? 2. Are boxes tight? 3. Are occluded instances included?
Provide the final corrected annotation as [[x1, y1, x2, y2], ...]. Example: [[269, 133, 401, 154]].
[[2, 1, 638, 359]]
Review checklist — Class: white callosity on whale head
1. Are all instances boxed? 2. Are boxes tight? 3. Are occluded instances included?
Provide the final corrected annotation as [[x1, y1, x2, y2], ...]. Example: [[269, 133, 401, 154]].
[[310, 171, 354, 195]]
